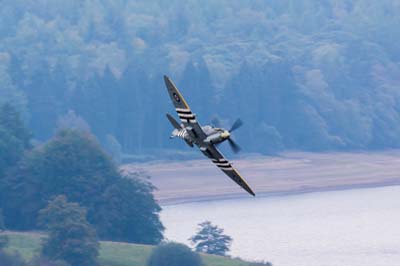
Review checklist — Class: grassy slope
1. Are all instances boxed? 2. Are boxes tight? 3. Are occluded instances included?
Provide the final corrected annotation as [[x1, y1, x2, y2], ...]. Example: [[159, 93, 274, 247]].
[[4, 232, 250, 266]]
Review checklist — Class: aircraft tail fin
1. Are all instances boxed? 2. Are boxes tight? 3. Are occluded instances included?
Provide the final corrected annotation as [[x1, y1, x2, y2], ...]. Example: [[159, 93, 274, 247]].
[[166, 113, 181, 129]]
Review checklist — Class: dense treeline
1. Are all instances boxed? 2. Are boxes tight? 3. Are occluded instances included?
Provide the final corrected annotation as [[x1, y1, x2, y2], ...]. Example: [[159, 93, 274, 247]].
[[1, 0, 400, 154], [0, 104, 164, 244]]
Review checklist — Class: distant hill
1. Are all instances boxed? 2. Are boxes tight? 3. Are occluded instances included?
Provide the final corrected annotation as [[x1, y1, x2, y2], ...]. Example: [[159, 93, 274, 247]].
[[4, 231, 251, 266], [1, 1, 400, 154]]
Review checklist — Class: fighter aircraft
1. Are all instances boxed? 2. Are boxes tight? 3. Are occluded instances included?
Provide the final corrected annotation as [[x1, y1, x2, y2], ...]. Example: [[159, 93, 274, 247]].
[[164, 75, 255, 196]]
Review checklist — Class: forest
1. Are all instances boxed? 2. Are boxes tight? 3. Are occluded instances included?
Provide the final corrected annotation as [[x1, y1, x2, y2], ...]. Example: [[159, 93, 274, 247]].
[[1, 0, 400, 156]]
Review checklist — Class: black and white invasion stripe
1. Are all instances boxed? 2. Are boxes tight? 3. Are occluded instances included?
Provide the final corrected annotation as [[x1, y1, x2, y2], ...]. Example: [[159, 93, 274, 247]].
[[211, 158, 233, 171], [176, 108, 197, 123], [176, 129, 188, 139]]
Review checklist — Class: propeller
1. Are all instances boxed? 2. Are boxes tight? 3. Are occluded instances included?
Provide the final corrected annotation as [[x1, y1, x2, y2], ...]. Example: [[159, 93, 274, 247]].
[[227, 138, 241, 153], [213, 118, 243, 154], [227, 119, 243, 153], [229, 118, 243, 133]]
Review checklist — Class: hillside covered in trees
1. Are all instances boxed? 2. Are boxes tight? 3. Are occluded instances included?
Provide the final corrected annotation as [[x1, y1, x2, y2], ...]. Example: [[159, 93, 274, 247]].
[[1, 0, 400, 155]]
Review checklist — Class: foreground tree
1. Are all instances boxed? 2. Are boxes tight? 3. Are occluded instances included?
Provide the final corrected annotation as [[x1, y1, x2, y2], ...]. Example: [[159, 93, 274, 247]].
[[2, 129, 164, 244], [147, 242, 203, 266], [96, 175, 164, 244], [1, 129, 117, 229], [189, 221, 232, 256], [38, 196, 99, 266]]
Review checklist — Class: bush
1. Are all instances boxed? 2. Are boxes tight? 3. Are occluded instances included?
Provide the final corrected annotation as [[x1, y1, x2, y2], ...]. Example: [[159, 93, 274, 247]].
[[147, 242, 203, 266]]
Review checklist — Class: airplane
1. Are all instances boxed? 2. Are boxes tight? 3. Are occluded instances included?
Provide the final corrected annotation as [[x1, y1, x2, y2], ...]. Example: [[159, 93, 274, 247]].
[[164, 75, 255, 196]]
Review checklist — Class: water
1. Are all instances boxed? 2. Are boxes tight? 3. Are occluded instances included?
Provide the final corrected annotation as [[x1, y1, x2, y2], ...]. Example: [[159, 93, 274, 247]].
[[161, 186, 400, 266]]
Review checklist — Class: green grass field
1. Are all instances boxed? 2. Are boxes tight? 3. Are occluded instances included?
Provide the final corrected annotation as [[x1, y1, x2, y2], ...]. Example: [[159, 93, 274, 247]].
[[3, 232, 250, 266]]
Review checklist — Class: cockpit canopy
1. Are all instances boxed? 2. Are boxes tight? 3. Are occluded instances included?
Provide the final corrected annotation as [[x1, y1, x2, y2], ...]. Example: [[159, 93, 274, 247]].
[[202, 125, 225, 136]]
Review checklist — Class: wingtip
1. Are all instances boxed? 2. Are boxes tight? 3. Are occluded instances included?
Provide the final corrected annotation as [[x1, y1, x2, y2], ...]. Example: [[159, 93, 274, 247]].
[[163, 75, 174, 88], [242, 181, 255, 196], [241, 181, 256, 196], [163, 75, 170, 83]]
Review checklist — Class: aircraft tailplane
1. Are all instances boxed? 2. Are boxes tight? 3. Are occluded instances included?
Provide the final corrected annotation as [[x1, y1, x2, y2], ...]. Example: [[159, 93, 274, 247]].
[[166, 113, 181, 129]]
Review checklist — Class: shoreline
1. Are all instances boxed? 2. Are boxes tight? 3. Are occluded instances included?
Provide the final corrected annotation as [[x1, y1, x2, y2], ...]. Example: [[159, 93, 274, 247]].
[[159, 180, 400, 206], [123, 150, 400, 206]]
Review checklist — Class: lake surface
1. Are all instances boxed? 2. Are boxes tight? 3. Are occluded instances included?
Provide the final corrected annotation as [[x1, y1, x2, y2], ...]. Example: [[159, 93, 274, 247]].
[[161, 186, 400, 266]]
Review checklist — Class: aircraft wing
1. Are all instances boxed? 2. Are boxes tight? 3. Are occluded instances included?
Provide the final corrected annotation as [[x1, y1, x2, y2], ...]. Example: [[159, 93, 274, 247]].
[[164, 75, 207, 141], [202, 144, 255, 196]]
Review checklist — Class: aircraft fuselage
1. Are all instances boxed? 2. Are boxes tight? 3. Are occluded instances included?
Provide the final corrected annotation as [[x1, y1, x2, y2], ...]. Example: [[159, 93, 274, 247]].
[[171, 125, 230, 146]]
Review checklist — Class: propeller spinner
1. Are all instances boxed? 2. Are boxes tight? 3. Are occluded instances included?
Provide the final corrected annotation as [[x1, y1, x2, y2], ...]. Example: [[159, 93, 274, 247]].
[[212, 118, 243, 153]]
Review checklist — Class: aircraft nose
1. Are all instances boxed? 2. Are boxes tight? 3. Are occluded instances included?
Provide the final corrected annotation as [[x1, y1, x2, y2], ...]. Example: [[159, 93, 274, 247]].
[[221, 131, 230, 139]]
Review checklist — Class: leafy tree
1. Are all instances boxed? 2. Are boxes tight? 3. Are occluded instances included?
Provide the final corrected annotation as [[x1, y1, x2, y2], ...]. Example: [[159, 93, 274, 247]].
[[1, 129, 118, 230], [189, 221, 232, 256], [38, 195, 99, 266], [95, 174, 164, 244], [2, 129, 164, 244], [147, 242, 203, 266]]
